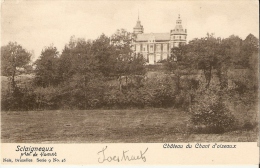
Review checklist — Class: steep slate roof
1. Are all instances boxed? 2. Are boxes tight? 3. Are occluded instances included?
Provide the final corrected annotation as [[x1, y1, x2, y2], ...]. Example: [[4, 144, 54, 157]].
[[136, 33, 170, 42]]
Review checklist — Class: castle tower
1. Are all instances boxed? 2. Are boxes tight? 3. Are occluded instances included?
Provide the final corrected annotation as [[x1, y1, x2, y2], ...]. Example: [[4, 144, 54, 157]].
[[170, 14, 187, 48], [133, 13, 144, 35]]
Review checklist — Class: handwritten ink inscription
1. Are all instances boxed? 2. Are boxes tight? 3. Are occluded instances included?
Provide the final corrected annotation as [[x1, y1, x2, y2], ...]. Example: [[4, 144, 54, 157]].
[[97, 146, 148, 163]]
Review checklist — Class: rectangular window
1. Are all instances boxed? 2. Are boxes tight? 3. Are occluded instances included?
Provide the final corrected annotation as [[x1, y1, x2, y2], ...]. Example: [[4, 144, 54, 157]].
[[142, 53, 147, 61], [150, 45, 154, 52], [163, 44, 167, 52], [143, 45, 147, 52], [162, 53, 167, 60], [156, 44, 161, 52], [156, 54, 161, 62]]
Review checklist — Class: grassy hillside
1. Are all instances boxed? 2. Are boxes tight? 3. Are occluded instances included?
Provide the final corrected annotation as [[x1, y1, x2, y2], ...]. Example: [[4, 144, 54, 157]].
[[1, 109, 257, 143]]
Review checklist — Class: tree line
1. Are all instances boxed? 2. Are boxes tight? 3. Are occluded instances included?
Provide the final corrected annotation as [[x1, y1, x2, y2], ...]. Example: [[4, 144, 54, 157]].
[[1, 30, 258, 133]]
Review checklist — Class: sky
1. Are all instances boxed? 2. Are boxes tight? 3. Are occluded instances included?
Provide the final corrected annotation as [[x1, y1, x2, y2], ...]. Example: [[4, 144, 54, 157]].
[[1, 0, 259, 61]]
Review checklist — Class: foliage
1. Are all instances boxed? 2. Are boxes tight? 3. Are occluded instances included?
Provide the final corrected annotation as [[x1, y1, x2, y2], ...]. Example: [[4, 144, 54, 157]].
[[34, 86, 61, 110], [190, 84, 236, 133], [152, 76, 176, 107], [1, 32, 259, 138], [191, 100, 236, 133], [110, 28, 132, 48], [1, 85, 37, 111], [34, 45, 60, 87], [239, 33, 259, 68], [91, 34, 117, 77], [1, 42, 31, 88], [57, 75, 106, 109]]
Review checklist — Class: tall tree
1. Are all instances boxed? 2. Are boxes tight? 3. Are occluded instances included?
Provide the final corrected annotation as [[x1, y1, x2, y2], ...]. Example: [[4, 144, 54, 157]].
[[59, 36, 104, 80], [188, 33, 221, 88], [34, 45, 60, 87], [1, 42, 31, 89], [91, 34, 117, 77], [216, 35, 242, 89], [221, 35, 242, 68], [111, 29, 146, 89], [58, 36, 103, 109], [110, 28, 132, 50], [165, 45, 185, 90], [239, 33, 259, 68], [242, 34, 259, 90]]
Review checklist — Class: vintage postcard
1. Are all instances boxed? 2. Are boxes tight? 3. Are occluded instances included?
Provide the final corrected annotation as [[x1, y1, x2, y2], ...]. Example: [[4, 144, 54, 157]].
[[1, 0, 259, 166]]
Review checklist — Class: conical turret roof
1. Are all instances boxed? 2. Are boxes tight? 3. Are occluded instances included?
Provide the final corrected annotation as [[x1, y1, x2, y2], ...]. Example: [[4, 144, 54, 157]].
[[171, 14, 186, 35], [133, 14, 144, 34]]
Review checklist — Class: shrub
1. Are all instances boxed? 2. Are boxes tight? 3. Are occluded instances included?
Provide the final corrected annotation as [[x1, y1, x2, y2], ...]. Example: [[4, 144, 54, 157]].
[[56, 76, 106, 109], [150, 76, 177, 108], [34, 86, 61, 110], [229, 69, 258, 93], [1, 88, 22, 111], [191, 100, 236, 133], [1, 86, 37, 111], [103, 89, 126, 108], [190, 86, 236, 133], [103, 88, 153, 109], [153, 85, 175, 107], [125, 89, 145, 108], [175, 90, 191, 109]]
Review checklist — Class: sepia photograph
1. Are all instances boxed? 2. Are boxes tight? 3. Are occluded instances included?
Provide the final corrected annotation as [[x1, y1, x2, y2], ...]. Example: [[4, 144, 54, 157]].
[[1, 0, 259, 146]]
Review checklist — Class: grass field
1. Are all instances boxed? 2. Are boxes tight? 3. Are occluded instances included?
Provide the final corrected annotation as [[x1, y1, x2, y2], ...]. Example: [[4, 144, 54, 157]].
[[1, 109, 257, 143]]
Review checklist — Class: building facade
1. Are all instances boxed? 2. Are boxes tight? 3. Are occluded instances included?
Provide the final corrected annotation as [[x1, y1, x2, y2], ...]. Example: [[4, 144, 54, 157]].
[[132, 15, 187, 64]]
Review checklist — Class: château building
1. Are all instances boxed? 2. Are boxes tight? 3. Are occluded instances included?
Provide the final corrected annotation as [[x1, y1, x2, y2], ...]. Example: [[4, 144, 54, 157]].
[[132, 14, 187, 64]]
